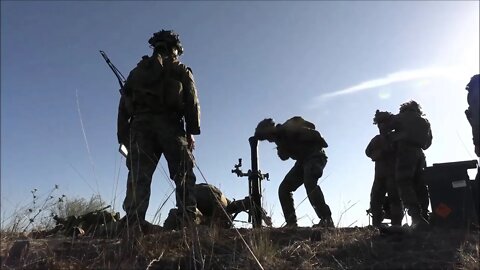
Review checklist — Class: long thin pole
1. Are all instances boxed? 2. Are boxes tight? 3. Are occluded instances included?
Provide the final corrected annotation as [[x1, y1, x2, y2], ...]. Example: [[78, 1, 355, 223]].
[[249, 136, 262, 228]]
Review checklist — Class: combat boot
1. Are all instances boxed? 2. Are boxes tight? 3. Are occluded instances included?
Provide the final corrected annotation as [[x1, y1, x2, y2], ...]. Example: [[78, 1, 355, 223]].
[[409, 206, 430, 231], [390, 215, 403, 226], [313, 216, 335, 228], [117, 215, 143, 231], [411, 216, 429, 231], [282, 213, 298, 229], [389, 204, 404, 226], [115, 215, 148, 239], [283, 221, 298, 229], [371, 214, 384, 227]]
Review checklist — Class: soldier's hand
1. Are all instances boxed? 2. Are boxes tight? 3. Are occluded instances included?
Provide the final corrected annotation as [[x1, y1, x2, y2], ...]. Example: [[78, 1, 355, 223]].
[[117, 128, 130, 146], [277, 147, 289, 161], [187, 134, 195, 151]]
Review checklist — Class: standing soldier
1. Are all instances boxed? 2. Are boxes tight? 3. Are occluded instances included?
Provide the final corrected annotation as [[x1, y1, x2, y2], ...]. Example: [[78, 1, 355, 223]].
[[365, 110, 403, 227], [390, 101, 432, 229], [254, 116, 334, 228], [465, 75, 479, 169], [465, 74, 480, 219], [118, 30, 201, 228]]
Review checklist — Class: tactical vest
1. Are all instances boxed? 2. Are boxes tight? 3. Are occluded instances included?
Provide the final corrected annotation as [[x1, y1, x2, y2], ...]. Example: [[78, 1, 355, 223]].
[[125, 56, 185, 115], [393, 112, 432, 149], [280, 116, 328, 148], [276, 116, 328, 160]]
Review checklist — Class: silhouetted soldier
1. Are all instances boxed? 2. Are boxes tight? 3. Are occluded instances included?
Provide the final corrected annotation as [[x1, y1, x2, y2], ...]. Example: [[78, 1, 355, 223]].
[[366, 110, 403, 227], [254, 116, 333, 228], [118, 30, 201, 228], [163, 183, 272, 229], [390, 101, 432, 229], [465, 74, 479, 170], [465, 74, 480, 219]]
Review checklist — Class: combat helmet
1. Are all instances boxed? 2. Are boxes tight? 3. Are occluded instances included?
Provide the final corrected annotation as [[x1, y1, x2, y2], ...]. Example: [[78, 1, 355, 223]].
[[373, 110, 393, 125], [399, 100, 423, 115], [148, 29, 184, 56], [255, 118, 276, 140], [466, 74, 479, 92]]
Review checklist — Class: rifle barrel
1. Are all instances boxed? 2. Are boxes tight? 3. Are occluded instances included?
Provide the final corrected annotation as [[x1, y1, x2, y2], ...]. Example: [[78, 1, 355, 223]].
[[99, 50, 126, 88]]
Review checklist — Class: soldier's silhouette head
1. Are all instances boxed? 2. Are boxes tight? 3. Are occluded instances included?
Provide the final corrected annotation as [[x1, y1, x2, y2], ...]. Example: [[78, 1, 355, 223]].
[[466, 74, 479, 92], [255, 118, 276, 142], [373, 110, 393, 135], [148, 30, 183, 59], [399, 100, 423, 115]]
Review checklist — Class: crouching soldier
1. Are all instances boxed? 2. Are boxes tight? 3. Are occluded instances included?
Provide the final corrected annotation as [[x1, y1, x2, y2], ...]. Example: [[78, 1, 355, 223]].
[[366, 110, 403, 227], [163, 183, 272, 229], [254, 116, 333, 228]]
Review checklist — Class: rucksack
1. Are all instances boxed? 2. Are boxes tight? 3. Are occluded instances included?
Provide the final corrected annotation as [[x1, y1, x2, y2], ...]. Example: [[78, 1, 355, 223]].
[[123, 56, 185, 114], [281, 116, 328, 147]]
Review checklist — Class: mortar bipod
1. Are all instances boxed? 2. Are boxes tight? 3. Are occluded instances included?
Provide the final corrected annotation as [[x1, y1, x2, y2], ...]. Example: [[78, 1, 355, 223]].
[[231, 158, 270, 181]]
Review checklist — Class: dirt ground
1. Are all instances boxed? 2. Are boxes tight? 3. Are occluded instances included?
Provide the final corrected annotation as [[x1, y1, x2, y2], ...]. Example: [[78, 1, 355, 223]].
[[1, 226, 479, 270]]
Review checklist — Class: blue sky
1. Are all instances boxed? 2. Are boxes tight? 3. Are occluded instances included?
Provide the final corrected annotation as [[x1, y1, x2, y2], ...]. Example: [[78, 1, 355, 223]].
[[1, 1, 479, 228]]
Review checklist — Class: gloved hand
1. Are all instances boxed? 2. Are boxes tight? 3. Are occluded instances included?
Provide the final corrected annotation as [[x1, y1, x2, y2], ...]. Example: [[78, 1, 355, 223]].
[[117, 128, 130, 147], [277, 147, 289, 161]]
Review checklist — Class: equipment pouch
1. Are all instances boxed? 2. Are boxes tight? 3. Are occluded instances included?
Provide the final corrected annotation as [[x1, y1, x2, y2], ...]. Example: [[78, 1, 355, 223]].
[[163, 78, 184, 111]]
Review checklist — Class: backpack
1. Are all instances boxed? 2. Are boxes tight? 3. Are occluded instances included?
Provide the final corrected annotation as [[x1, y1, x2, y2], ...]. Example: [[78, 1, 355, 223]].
[[393, 112, 432, 149], [281, 116, 328, 147], [123, 56, 185, 114]]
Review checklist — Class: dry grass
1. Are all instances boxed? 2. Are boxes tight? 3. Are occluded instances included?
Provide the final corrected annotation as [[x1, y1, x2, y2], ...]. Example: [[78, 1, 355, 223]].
[[1, 225, 479, 270]]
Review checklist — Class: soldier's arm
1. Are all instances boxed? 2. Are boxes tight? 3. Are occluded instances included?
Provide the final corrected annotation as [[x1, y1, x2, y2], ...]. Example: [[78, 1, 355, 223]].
[[365, 135, 384, 161], [117, 66, 139, 146], [365, 137, 375, 159], [467, 108, 480, 148], [466, 76, 480, 153], [117, 95, 131, 146], [423, 121, 433, 150], [276, 146, 290, 161], [181, 66, 201, 135]]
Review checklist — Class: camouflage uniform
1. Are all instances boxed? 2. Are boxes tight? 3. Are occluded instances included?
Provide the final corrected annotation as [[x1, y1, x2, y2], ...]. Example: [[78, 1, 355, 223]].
[[390, 101, 432, 226], [256, 117, 333, 227], [366, 131, 403, 226], [119, 30, 201, 224], [163, 183, 272, 229]]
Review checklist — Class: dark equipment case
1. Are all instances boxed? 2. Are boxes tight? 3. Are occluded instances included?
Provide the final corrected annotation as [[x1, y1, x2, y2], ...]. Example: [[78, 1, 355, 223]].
[[423, 160, 479, 229]]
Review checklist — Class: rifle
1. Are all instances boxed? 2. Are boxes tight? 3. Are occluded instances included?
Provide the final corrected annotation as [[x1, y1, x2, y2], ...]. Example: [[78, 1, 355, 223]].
[[99, 50, 126, 91], [99, 50, 129, 157]]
